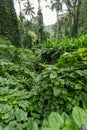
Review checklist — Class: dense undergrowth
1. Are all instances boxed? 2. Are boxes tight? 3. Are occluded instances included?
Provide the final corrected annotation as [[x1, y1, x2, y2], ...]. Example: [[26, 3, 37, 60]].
[[0, 35, 87, 129]]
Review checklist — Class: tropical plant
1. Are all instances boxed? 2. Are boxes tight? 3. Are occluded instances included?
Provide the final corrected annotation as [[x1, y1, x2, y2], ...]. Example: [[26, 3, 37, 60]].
[[0, 33, 87, 129], [63, 0, 82, 37], [41, 106, 87, 130], [37, 0, 41, 8], [79, 0, 87, 34], [23, 0, 35, 20], [0, 37, 38, 129]]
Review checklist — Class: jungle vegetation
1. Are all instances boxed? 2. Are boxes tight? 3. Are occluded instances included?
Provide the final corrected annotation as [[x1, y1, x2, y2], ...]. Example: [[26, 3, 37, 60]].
[[0, 0, 87, 129]]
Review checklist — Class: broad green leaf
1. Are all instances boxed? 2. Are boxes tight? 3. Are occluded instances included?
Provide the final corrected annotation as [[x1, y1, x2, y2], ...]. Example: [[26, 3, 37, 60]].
[[42, 119, 49, 128], [53, 88, 61, 96], [2, 113, 10, 120], [32, 122, 39, 130], [23, 118, 39, 130], [78, 48, 87, 52], [4, 122, 16, 130], [0, 104, 12, 115], [72, 106, 87, 127], [48, 112, 64, 129], [75, 84, 82, 90], [63, 125, 74, 130], [4, 126, 14, 130], [50, 71, 57, 79], [15, 108, 27, 122], [76, 70, 84, 76]]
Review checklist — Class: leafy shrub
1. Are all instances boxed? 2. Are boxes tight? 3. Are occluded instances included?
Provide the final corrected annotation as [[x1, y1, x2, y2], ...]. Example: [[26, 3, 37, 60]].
[[21, 31, 37, 48], [34, 34, 87, 66], [0, 35, 87, 129], [0, 37, 38, 129], [0, 36, 11, 45], [41, 106, 87, 130], [30, 48, 87, 121]]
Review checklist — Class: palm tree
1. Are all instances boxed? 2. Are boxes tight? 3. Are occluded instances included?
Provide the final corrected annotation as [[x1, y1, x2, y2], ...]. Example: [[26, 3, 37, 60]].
[[63, 0, 82, 37], [14, 0, 24, 32], [51, 0, 62, 39], [15, 0, 24, 20], [37, 0, 41, 8], [23, 0, 35, 20]]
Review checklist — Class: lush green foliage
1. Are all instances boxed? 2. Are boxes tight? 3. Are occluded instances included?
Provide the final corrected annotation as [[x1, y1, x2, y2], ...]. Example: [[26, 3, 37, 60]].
[[41, 106, 87, 130], [0, 37, 11, 45], [0, 38, 37, 129], [0, 0, 20, 46], [0, 35, 87, 129], [79, 0, 87, 34], [0, 0, 87, 129], [34, 34, 87, 65], [21, 31, 37, 47], [31, 48, 87, 121]]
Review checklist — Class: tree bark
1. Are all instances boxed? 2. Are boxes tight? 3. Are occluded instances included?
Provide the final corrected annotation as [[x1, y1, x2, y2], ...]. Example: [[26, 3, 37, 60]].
[[70, 0, 82, 37]]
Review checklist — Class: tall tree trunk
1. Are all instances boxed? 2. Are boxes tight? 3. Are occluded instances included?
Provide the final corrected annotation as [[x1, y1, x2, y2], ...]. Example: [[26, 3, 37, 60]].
[[18, 0, 22, 13], [70, 0, 82, 37], [56, 10, 59, 40], [38, 0, 41, 9], [18, 0, 24, 33]]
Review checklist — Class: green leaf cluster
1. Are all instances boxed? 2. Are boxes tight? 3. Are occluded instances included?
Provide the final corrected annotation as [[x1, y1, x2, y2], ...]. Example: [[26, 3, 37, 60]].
[[34, 34, 87, 65], [0, 40, 39, 129], [30, 47, 87, 120], [0, 35, 87, 129], [41, 106, 87, 130]]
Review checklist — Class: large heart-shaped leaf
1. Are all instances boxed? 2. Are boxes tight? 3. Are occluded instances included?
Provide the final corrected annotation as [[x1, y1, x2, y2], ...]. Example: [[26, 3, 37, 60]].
[[48, 112, 64, 129], [72, 106, 87, 127]]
